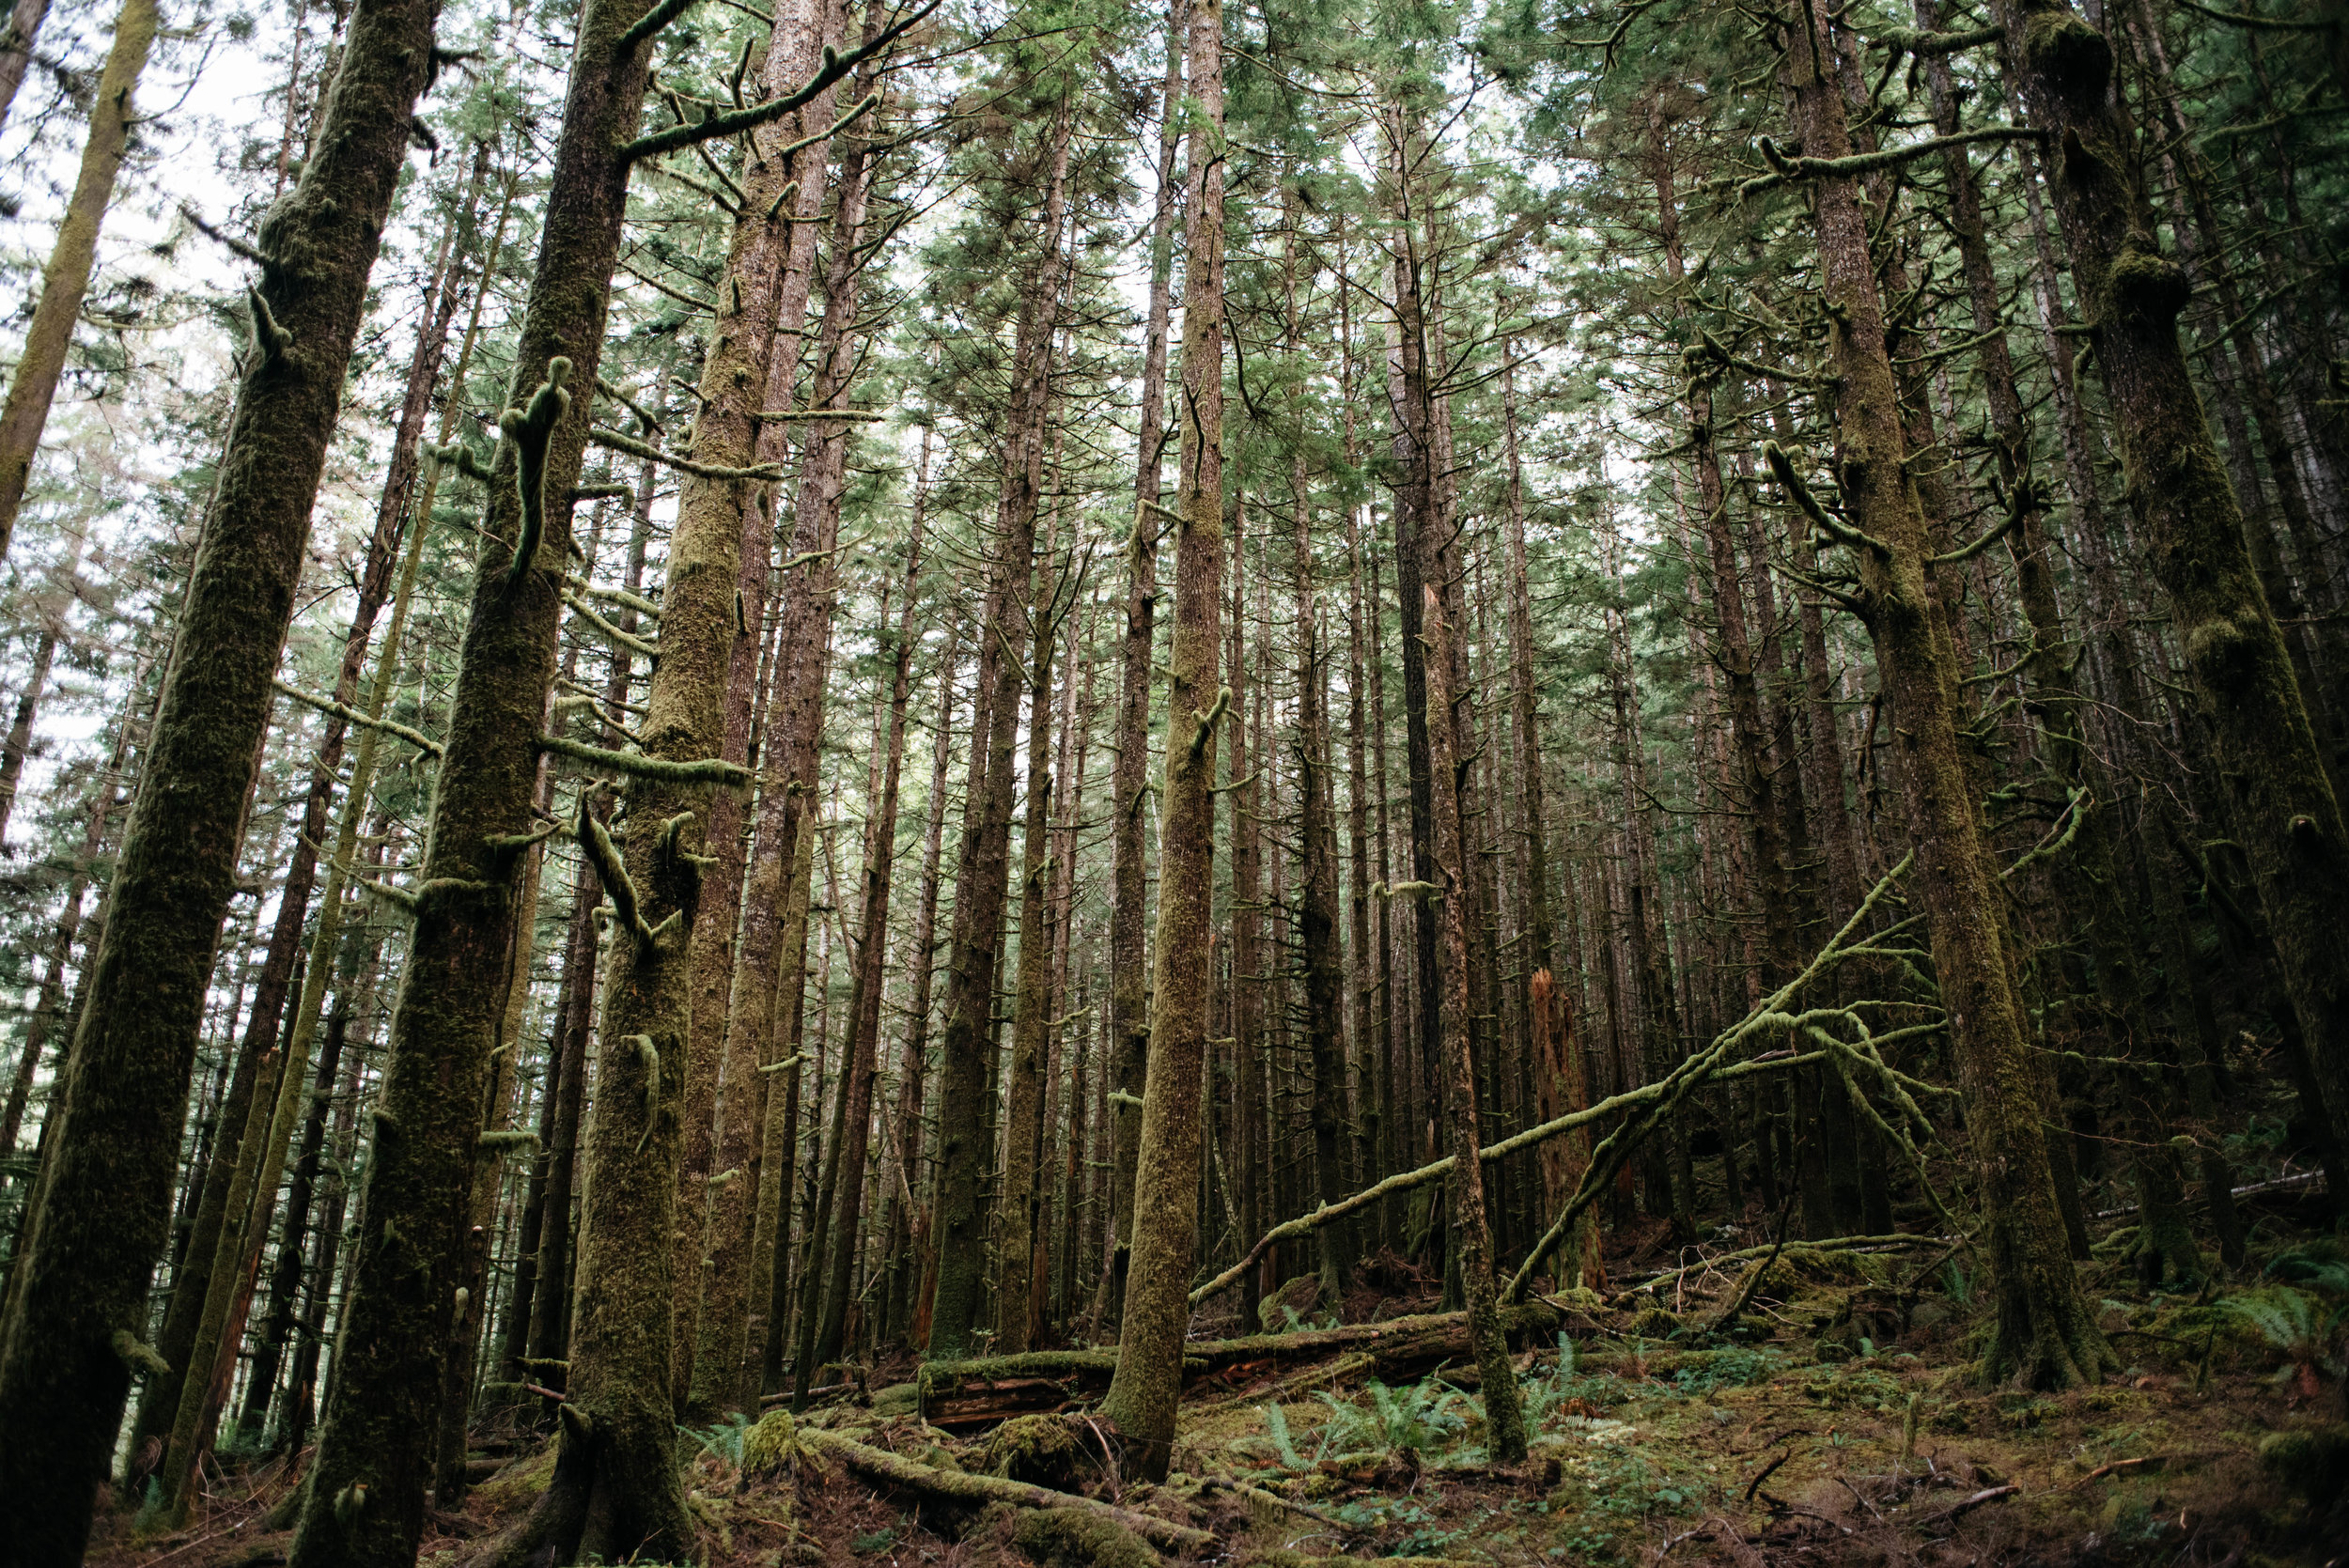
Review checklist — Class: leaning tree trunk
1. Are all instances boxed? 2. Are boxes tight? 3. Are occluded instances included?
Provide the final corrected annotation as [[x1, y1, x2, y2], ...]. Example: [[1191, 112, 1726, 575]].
[[1991, 0, 2349, 1166], [1101, 0, 1224, 1483], [0, 0, 158, 567], [1771, 7, 2109, 1390], [0, 0, 443, 1557]]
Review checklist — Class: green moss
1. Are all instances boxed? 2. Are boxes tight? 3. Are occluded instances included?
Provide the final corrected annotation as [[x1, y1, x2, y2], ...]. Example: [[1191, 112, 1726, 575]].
[[986, 1413, 1088, 1488], [470, 1442, 558, 1511], [1009, 1507, 1160, 1568], [2257, 1423, 2349, 1499]]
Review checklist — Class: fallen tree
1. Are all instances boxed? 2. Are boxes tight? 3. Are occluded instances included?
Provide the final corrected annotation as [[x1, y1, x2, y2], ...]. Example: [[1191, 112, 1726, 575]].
[[917, 1303, 1563, 1427], [786, 1425, 1216, 1554], [1193, 855, 1946, 1312]]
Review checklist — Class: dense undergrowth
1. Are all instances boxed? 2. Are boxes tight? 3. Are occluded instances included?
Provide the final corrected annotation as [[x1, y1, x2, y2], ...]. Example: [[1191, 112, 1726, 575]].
[[85, 1196, 2349, 1568]]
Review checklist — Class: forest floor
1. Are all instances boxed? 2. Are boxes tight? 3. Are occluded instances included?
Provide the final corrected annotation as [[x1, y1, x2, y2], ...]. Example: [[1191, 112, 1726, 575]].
[[90, 1195, 2349, 1568]]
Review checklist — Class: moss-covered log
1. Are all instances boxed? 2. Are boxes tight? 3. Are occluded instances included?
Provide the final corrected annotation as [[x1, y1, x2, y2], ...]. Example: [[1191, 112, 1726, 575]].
[[787, 1425, 1215, 1554]]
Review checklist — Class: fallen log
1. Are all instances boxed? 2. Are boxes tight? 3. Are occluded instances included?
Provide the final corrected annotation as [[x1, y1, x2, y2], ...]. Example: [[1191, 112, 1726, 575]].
[[917, 1304, 1562, 1428], [797, 1428, 1215, 1554]]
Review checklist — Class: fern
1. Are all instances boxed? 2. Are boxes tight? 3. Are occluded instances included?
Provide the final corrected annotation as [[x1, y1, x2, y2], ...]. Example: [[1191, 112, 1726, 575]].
[[1263, 1403, 1307, 1470], [679, 1410, 754, 1467]]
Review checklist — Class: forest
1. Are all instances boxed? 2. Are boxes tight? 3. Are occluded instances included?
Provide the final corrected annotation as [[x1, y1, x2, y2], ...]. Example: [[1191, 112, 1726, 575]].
[[0, 0, 2344, 1560]]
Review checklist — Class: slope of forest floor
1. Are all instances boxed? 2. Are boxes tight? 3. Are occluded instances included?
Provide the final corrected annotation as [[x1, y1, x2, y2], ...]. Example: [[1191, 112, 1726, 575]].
[[90, 1195, 2349, 1568]]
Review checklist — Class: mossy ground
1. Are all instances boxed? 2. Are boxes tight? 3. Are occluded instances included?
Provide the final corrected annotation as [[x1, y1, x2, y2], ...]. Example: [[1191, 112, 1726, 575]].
[[81, 1203, 2349, 1567]]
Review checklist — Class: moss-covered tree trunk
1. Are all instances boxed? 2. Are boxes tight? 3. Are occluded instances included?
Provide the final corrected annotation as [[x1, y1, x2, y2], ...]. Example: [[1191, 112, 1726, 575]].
[[1101, 0, 1222, 1482], [0, 0, 443, 1555], [786, 139, 895, 1396], [283, 0, 691, 1557], [1773, 7, 2109, 1389], [0, 0, 157, 567], [673, 0, 845, 1410], [1992, 0, 2349, 1165], [692, 0, 857, 1405]]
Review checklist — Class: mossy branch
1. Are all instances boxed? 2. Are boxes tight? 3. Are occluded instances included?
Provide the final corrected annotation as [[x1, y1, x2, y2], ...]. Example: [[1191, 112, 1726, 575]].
[[1764, 442, 1888, 557], [537, 734, 752, 792], [112, 1329, 170, 1379], [567, 578, 663, 619], [1930, 475, 2046, 567], [1863, 23, 2003, 55], [587, 422, 783, 481], [572, 480, 635, 503], [1189, 684, 1232, 759], [247, 287, 292, 363], [754, 405, 890, 422], [576, 794, 650, 948], [500, 356, 573, 599], [560, 585, 663, 660], [631, 1033, 662, 1154], [620, 0, 927, 167], [431, 441, 498, 485], [272, 677, 444, 756], [617, 0, 701, 54], [1738, 126, 2041, 197], [476, 1128, 541, 1151], [1383, 879, 1439, 898]]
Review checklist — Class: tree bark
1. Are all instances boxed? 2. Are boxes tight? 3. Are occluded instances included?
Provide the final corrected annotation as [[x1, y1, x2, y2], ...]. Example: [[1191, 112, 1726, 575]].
[[925, 112, 1071, 1360], [1994, 0, 2349, 1173], [1101, 0, 1223, 1480]]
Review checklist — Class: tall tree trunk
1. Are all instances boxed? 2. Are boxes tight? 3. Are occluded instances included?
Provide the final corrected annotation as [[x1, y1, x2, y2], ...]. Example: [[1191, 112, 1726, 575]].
[[0, 531, 82, 849], [698, 0, 860, 1405], [286, 0, 737, 1553], [133, 150, 484, 1467], [811, 475, 926, 1374], [0, 0, 443, 1554], [0, 0, 159, 565], [1421, 582, 1528, 1462], [672, 0, 843, 1411], [882, 593, 957, 1344], [925, 113, 1071, 1359], [0, 0, 52, 135], [1106, 0, 1183, 1332], [1774, 6, 2108, 1389], [1102, 0, 1223, 1481]]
